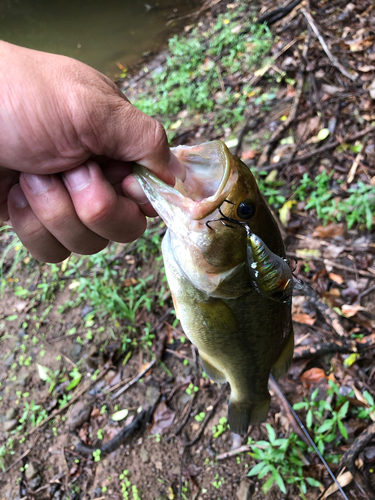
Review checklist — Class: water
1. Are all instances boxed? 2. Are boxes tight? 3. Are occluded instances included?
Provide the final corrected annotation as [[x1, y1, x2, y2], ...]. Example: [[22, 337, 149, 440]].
[[0, 0, 201, 78]]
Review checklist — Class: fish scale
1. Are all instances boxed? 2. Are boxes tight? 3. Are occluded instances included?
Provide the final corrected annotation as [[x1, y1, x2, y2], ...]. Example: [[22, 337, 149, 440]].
[[134, 140, 294, 435]]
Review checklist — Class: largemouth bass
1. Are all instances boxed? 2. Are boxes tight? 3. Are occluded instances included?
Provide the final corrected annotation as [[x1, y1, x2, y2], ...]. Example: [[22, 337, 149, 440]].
[[134, 141, 294, 435]]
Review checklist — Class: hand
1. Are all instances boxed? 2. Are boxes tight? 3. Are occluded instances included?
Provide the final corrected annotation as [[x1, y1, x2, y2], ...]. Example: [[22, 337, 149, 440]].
[[0, 41, 184, 262]]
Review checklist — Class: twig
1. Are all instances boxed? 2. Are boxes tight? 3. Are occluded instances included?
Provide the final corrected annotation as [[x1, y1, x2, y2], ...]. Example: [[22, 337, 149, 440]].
[[26, 366, 110, 437], [293, 333, 375, 359], [340, 422, 375, 499], [165, 349, 193, 362], [216, 444, 250, 460], [257, 0, 303, 25], [111, 358, 156, 400], [347, 138, 369, 184], [174, 394, 197, 436], [256, 124, 375, 171], [301, 9, 357, 81]]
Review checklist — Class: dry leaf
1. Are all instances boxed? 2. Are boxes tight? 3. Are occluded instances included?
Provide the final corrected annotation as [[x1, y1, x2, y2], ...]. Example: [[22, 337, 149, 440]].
[[150, 401, 175, 435], [296, 248, 321, 259], [312, 223, 345, 239], [329, 273, 344, 284], [241, 149, 258, 160], [124, 277, 138, 287], [341, 303, 366, 317], [300, 367, 328, 384], [292, 313, 315, 325], [321, 470, 353, 499]]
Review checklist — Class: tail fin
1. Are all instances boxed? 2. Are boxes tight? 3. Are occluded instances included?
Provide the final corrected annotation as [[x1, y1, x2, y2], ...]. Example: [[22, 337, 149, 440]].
[[228, 396, 270, 435]]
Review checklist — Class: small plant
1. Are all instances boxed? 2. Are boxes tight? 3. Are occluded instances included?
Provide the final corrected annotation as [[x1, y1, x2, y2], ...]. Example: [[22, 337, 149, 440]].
[[194, 412, 205, 422], [186, 383, 199, 396], [93, 449, 101, 462], [248, 424, 322, 497], [212, 417, 229, 438]]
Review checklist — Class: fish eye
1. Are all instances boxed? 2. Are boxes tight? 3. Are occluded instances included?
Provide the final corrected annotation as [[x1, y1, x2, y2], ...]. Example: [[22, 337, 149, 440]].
[[237, 200, 256, 220]]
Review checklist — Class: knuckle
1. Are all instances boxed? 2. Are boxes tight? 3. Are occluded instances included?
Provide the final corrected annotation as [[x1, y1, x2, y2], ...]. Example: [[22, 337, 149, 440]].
[[80, 196, 116, 227], [151, 120, 167, 150]]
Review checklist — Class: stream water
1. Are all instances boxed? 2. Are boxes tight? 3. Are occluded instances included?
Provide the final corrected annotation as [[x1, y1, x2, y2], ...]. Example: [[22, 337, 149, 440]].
[[0, 0, 201, 78]]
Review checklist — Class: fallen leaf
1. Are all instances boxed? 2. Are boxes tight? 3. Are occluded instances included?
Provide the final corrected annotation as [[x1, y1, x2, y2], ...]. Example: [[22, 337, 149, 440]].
[[321, 470, 353, 499], [111, 409, 129, 421], [279, 200, 295, 227], [241, 149, 258, 160], [343, 353, 360, 367], [300, 368, 327, 384], [358, 65, 375, 72], [150, 401, 175, 435], [323, 245, 345, 259], [369, 79, 375, 100], [292, 313, 315, 325], [312, 223, 345, 238], [296, 248, 321, 259], [341, 303, 366, 317], [329, 273, 344, 284], [124, 278, 138, 287]]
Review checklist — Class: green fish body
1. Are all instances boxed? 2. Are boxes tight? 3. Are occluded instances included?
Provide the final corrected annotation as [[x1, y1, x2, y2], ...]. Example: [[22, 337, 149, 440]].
[[134, 141, 293, 435]]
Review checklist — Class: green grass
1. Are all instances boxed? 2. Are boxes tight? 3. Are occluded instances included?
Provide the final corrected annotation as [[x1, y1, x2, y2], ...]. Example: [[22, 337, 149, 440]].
[[134, 8, 273, 132]]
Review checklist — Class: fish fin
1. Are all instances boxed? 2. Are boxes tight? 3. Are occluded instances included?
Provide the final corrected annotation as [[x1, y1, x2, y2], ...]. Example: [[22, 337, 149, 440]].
[[271, 328, 294, 380], [200, 353, 226, 383], [171, 293, 180, 320], [228, 397, 270, 435]]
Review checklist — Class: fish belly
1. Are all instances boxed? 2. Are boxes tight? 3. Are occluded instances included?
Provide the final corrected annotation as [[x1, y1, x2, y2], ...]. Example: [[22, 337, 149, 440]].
[[162, 231, 293, 434]]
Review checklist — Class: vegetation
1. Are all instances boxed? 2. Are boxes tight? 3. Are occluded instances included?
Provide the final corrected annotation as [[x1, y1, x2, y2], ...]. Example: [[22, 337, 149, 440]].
[[135, 9, 274, 132]]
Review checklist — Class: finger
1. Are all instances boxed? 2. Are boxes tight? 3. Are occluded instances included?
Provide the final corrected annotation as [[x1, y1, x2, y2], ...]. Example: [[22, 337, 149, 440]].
[[7, 184, 71, 263], [121, 174, 157, 218], [0, 169, 19, 221], [20, 172, 109, 255], [62, 161, 147, 242]]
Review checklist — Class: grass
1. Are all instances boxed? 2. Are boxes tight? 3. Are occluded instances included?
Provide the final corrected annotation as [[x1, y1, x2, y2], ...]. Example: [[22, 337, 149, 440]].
[[134, 7, 274, 133]]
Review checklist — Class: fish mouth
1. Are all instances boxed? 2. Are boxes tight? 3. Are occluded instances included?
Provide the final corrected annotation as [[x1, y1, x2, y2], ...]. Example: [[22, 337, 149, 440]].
[[133, 141, 237, 225]]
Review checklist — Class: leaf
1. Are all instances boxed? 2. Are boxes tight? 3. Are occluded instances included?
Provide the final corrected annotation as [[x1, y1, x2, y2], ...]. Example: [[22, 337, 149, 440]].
[[293, 402, 307, 410], [306, 409, 313, 429], [300, 367, 327, 384], [292, 313, 315, 325], [296, 248, 322, 259], [341, 303, 366, 317], [248, 461, 266, 476], [306, 477, 323, 488], [262, 475, 275, 494], [317, 128, 330, 141], [37, 364, 51, 381], [111, 409, 129, 421], [265, 423, 276, 444], [321, 470, 353, 499], [66, 375, 82, 391], [343, 353, 360, 367], [150, 401, 175, 435], [317, 419, 334, 434], [272, 469, 286, 494], [338, 400, 349, 419], [312, 223, 345, 239], [338, 420, 348, 439]]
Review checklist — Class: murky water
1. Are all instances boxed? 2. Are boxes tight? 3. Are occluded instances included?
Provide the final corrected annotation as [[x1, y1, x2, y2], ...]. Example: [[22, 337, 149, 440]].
[[0, 0, 201, 78]]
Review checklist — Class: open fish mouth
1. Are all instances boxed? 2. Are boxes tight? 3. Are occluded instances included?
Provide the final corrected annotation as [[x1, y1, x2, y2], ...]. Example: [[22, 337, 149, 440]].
[[133, 141, 237, 223]]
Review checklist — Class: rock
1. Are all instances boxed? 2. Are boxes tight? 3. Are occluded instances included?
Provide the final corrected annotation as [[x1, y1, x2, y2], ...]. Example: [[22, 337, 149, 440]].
[[237, 478, 252, 500], [25, 461, 39, 480], [140, 446, 149, 463], [4, 352, 15, 367], [3, 419, 18, 432], [145, 385, 160, 406], [28, 474, 42, 491], [69, 343, 82, 360], [67, 398, 93, 430], [5, 408, 16, 420], [81, 305, 94, 318]]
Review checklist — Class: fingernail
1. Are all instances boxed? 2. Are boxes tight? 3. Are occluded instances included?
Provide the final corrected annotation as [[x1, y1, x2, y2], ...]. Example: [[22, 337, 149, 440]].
[[12, 184, 29, 208], [123, 177, 149, 204], [168, 152, 186, 181], [24, 173, 52, 194], [63, 164, 91, 192]]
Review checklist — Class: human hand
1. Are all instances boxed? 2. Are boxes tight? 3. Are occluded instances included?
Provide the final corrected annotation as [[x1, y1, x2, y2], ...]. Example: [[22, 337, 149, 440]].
[[0, 41, 184, 262]]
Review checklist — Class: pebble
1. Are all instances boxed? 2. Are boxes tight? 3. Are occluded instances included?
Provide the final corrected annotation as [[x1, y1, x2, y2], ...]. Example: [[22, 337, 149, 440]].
[[28, 474, 42, 491], [145, 385, 160, 406], [140, 446, 149, 463], [3, 419, 18, 432], [25, 461, 39, 480], [69, 343, 83, 360], [236, 478, 252, 500], [66, 398, 93, 430], [4, 353, 15, 367]]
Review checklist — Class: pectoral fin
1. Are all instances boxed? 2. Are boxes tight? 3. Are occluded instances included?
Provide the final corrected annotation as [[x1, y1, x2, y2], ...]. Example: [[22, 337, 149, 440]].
[[271, 328, 294, 380], [200, 352, 227, 383]]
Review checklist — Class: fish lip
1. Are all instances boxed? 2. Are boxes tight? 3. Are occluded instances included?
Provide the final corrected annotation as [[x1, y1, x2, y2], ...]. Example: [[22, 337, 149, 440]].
[[134, 141, 235, 221]]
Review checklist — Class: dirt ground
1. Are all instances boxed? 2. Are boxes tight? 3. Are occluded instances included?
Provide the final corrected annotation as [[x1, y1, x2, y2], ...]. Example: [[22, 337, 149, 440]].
[[1, 0, 375, 499]]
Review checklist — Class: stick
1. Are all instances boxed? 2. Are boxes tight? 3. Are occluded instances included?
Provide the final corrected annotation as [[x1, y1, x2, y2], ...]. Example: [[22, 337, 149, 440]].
[[256, 124, 375, 171], [111, 358, 156, 400], [216, 444, 251, 460], [301, 9, 357, 81]]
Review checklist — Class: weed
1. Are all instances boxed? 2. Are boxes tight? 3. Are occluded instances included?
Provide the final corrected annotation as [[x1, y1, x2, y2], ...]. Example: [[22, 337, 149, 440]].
[[185, 383, 199, 396], [248, 424, 322, 497], [93, 449, 101, 462], [212, 416, 229, 438], [134, 9, 273, 133], [194, 412, 205, 422]]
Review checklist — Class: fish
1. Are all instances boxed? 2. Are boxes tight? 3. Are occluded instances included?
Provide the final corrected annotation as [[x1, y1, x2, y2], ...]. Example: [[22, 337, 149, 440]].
[[134, 140, 294, 435]]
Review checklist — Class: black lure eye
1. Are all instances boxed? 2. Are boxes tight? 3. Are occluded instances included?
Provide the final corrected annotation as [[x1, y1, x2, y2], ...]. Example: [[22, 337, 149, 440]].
[[237, 200, 256, 220]]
